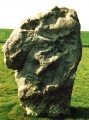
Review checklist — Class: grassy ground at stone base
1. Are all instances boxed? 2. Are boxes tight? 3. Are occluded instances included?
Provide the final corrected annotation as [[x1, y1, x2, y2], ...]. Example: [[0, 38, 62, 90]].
[[0, 30, 89, 120]]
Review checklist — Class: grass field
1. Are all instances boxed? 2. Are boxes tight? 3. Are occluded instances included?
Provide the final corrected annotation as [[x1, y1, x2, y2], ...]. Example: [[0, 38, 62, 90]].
[[0, 29, 13, 43], [81, 31, 89, 45], [0, 29, 89, 120]]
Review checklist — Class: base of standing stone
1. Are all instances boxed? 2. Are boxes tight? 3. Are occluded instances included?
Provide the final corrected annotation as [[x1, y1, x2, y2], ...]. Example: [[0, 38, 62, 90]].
[[20, 86, 73, 118]]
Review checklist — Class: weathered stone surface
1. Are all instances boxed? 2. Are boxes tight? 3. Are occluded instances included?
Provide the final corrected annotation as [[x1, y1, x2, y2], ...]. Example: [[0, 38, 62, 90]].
[[2, 6, 82, 117]]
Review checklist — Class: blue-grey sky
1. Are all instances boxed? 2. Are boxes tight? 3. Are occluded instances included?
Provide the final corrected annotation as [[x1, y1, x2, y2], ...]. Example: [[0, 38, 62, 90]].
[[0, 0, 89, 31]]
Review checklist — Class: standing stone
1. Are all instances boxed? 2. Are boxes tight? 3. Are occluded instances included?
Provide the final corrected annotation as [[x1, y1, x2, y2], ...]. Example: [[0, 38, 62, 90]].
[[2, 6, 82, 118]]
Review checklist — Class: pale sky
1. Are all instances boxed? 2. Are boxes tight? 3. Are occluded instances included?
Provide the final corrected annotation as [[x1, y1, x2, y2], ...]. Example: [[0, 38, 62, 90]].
[[0, 0, 89, 31]]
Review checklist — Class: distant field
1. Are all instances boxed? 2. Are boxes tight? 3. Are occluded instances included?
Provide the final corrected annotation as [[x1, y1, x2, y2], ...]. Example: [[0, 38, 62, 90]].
[[0, 28, 13, 42], [81, 31, 89, 45], [0, 29, 89, 45]]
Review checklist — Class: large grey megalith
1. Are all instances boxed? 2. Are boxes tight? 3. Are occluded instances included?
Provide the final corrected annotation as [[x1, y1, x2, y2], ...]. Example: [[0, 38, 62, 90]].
[[2, 6, 82, 118]]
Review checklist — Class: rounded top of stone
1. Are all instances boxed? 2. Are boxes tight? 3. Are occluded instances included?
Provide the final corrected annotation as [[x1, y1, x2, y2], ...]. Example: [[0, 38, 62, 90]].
[[19, 6, 80, 40]]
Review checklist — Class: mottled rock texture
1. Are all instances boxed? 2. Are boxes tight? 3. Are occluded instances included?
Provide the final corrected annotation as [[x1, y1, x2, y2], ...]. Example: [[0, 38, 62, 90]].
[[2, 6, 82, 118]]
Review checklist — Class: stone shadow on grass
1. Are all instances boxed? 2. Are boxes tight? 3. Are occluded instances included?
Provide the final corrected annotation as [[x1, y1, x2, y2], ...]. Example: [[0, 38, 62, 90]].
[[71, 107, 89, 119]]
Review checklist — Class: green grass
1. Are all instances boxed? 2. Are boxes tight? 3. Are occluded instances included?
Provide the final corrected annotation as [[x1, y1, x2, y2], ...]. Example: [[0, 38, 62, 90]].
[[81, 31, 89, 45], [0, 28, 13, 43], [0, 29, 89, 119]]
